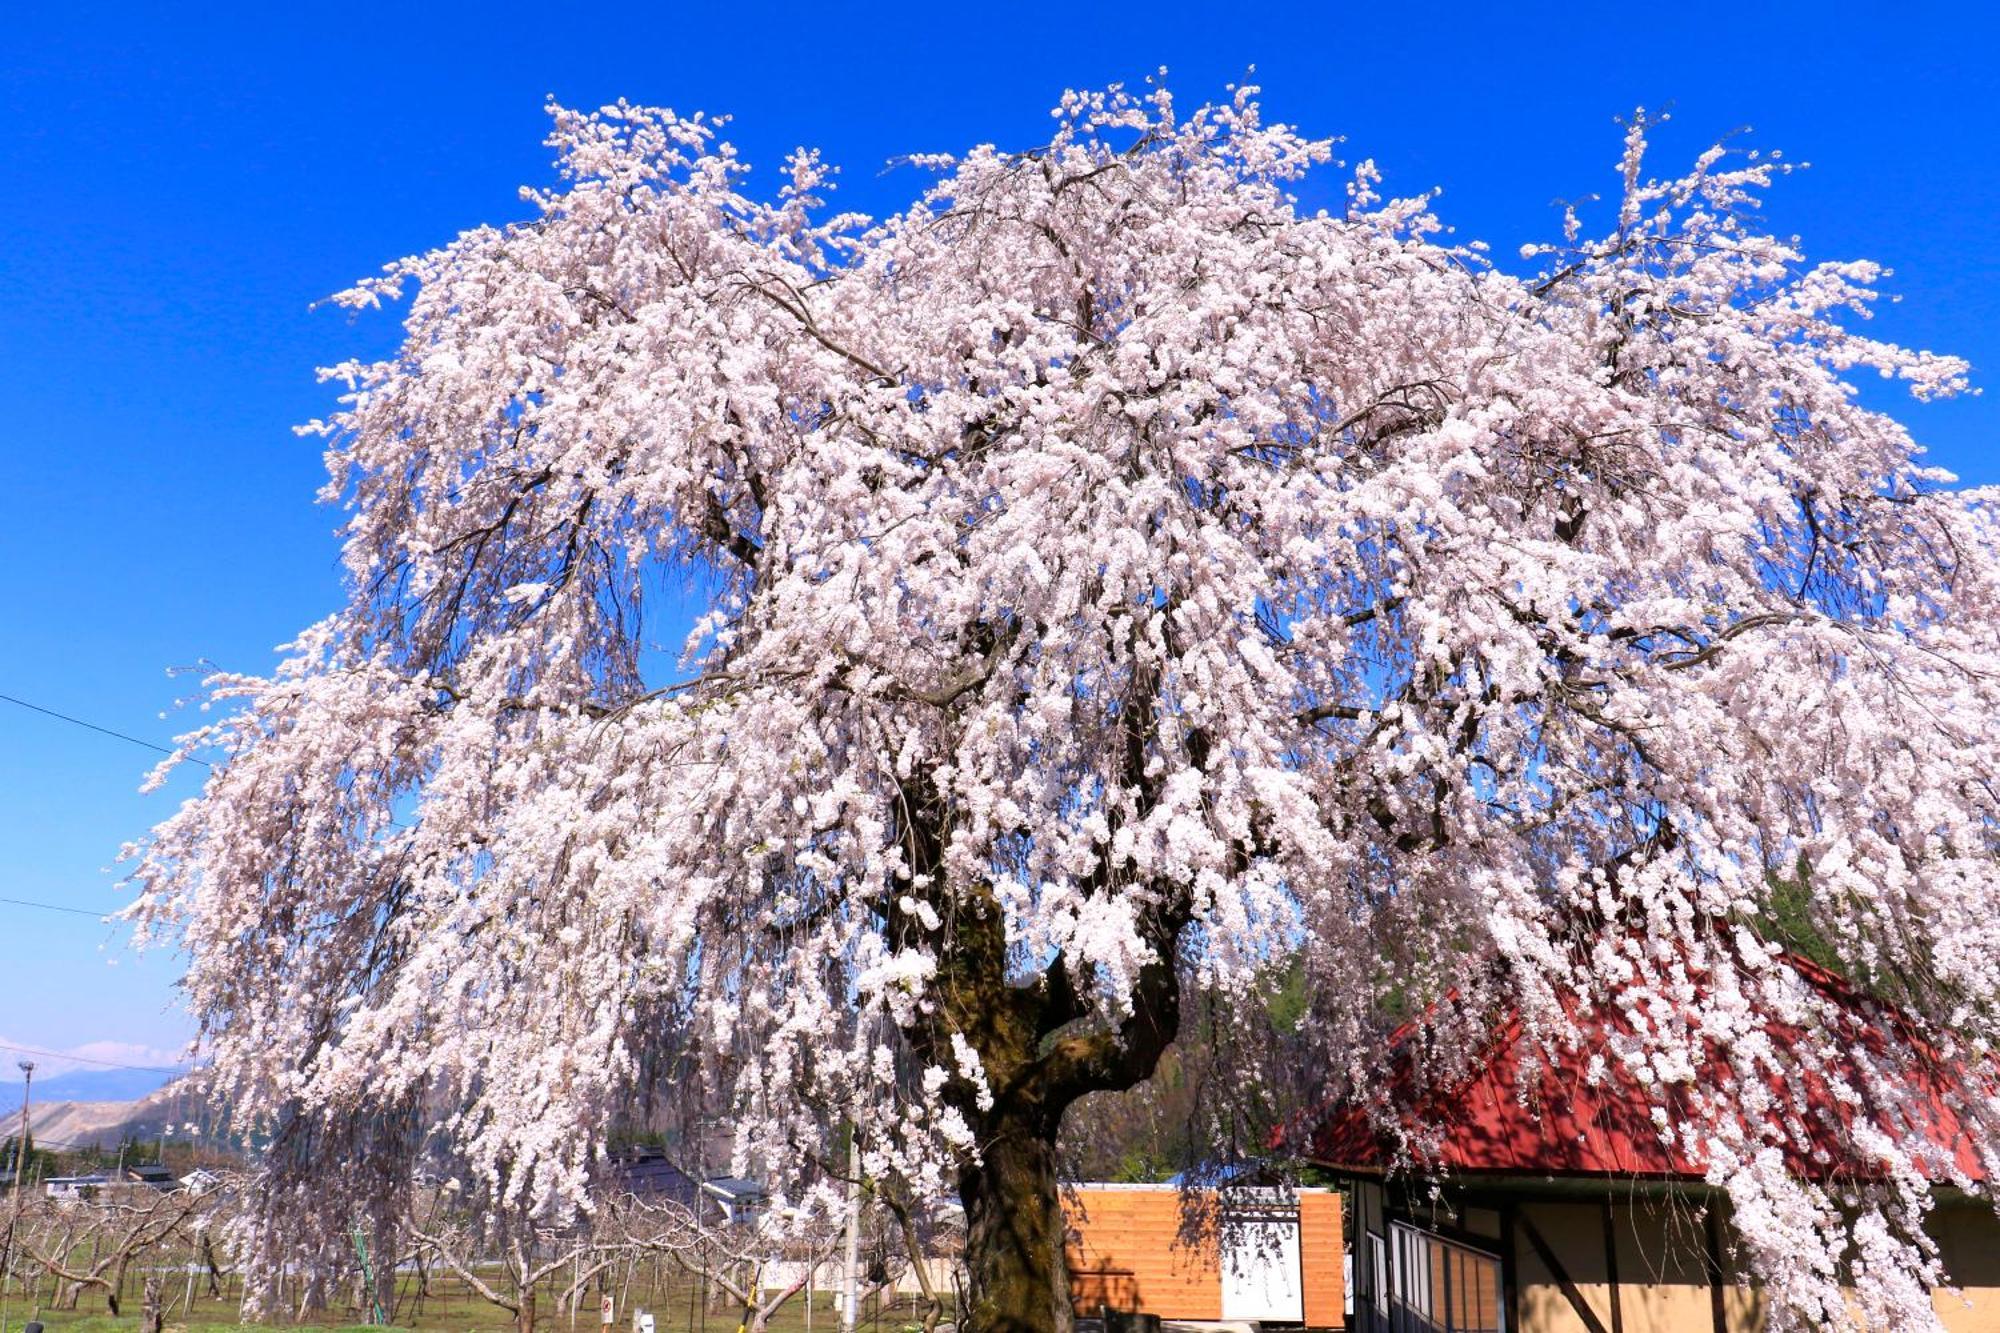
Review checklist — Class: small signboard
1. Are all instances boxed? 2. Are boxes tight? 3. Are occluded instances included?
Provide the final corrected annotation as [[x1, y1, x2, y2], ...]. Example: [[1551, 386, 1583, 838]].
[[599, 1296, 614, 1327]]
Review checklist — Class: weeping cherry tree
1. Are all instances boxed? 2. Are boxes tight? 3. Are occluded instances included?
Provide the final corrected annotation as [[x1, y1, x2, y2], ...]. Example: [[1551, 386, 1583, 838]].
[[132, 82, 2000, 1331]]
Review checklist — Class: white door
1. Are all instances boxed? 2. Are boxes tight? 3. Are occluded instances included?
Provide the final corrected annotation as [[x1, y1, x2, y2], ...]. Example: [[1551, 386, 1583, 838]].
[[1219, 1197, 1304, 1322]]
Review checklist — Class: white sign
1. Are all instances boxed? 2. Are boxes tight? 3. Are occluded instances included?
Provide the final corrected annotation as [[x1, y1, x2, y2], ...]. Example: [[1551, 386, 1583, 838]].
[[599, 1296, 614, 1327], [1219, 1197, 1304, 1324]]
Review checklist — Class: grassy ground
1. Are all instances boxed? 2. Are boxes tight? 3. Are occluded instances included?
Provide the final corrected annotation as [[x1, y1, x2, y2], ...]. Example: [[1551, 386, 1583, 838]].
[[2, 1275, 946, 1333]]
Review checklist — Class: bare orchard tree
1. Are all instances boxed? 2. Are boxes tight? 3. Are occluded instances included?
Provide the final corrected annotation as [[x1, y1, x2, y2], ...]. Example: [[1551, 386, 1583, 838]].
[[17, 1182, 221, 1315], [135, 80, 2000, 1331], [406, 1183, 607, 1333], [601, 1194, 843, 1333], [874, 1183, 965, 1333]]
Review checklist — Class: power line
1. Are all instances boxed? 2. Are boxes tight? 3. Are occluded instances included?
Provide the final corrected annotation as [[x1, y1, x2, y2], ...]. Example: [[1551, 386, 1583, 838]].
[[0, 693, 196, 929], [1, 684, 416, 907], [0, 1043, 191, 1075], [3, 1132, 189, 1153], [0, 697, 165, 927], [0, 688, 411, 828], [0, 896, 113, 920], [0, 692, 209, 767], [0, 1121, 211, 1153]]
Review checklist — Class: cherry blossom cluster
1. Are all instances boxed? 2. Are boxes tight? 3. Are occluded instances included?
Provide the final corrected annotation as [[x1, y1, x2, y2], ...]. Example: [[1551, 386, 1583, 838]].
[[130, 82, 1995, 1329]]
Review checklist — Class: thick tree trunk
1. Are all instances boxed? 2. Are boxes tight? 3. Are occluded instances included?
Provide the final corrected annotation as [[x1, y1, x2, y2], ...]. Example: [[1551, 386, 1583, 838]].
[[957, 1118, 1071, 1333], [516, 1282, 537, 1333], [894, 725, 1198, 1332]]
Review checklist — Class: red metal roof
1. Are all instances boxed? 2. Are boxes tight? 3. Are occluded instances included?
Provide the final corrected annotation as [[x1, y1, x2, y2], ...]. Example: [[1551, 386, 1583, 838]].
[[1299, 954, 1989, 1184]]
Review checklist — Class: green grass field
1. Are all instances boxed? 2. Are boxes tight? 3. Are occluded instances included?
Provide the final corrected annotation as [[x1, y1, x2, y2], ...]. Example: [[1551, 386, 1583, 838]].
[[1, 1271, 948, 1333]]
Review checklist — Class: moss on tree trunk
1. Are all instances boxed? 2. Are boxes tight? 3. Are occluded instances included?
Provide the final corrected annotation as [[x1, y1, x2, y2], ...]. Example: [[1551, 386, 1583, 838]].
[[959, 1119, 1072, 1333], [891, 717, 1201, 1333]]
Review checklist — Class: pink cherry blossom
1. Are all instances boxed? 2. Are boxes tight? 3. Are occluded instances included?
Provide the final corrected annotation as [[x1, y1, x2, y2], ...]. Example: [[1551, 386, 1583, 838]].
[[130, 84, 1996, 1331]]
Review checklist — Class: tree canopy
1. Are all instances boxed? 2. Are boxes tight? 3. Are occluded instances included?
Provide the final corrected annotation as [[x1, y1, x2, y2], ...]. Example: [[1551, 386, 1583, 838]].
[[133, 82, 1999, 1331]]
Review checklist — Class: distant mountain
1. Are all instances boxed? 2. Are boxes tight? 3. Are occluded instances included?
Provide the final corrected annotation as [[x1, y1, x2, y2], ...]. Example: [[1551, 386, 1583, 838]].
[[0, 1066, 181, 1110], [6, 1074, 232, 1155]]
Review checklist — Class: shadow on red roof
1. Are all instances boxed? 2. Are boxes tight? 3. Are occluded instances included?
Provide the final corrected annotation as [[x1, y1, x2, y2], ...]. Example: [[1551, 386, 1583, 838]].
[[1297, 953, 1989, 1184]]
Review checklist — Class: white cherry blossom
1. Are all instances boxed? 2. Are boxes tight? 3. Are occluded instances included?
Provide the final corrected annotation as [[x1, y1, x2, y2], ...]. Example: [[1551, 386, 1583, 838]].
[[132, 85, 1996, 1331]]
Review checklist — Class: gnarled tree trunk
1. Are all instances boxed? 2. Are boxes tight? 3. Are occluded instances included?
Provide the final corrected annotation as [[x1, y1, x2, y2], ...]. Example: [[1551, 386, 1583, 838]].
[[958, 1119, 1072, 1333], [894, 718, 1198, 1333], [890, 717, 1198, 1332]]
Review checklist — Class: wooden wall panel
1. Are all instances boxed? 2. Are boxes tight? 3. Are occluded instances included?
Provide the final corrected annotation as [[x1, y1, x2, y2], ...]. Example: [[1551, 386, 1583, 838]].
[[1063, 1186, 1345, 1326], [1065, 1188, 1222, 1320], [1299, 1189, 1347, 1329]]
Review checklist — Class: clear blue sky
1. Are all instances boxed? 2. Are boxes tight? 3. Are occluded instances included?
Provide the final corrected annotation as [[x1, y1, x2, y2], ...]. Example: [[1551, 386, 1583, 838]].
[[1, 1, 1995, 1077]]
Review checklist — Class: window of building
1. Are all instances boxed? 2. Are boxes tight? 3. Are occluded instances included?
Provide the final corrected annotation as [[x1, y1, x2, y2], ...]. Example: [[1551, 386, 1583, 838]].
[[1387, 1221, 1503, 1333]]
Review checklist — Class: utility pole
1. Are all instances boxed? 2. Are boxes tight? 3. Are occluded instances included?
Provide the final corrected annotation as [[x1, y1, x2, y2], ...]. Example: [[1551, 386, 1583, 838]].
[[8, 1061, 29, 1209], [838, 1129, 860, 1333], [1, 1060, 36, 1333]]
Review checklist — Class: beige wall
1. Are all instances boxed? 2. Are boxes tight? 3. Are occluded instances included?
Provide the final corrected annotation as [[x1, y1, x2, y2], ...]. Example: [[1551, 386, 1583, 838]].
[[1515, 1196, 1757, 1333], [1515, 1194, 2000, 1333], [1515, 1201, 1616, 1333], [1932, 1203, 2000, 1333]]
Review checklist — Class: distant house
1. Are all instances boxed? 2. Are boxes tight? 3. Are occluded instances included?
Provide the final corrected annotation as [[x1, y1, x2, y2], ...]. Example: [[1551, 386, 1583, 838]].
[[42, 1163, 180, 1202], [594, 1147, 770, 1228], [597, 1146, 701, 1209], [44, 1173, 109, 1200], [1300, 953, 2000, 1333], [119, 1162, 178, 1191], [701, 1175, 768, 1226], [180, 1167, 224, 1195]]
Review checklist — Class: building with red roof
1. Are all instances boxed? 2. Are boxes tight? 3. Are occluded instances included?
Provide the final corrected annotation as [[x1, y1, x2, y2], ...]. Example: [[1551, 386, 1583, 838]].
[[1295, 953, 2000, 1333]]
